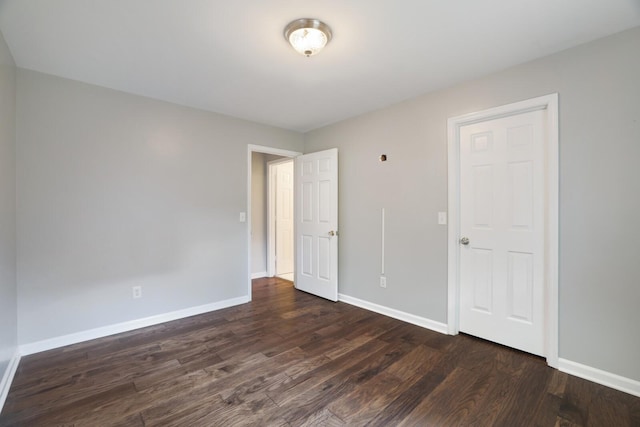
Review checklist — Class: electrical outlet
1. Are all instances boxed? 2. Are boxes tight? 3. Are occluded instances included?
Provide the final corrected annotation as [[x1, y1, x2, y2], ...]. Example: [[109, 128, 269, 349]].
[[379, 276, 387, 288], [132, 286, 142, 299]]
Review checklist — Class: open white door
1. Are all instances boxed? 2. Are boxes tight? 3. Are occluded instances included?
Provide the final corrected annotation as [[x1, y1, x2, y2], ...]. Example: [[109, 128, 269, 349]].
[[295, 149, 338, 301]]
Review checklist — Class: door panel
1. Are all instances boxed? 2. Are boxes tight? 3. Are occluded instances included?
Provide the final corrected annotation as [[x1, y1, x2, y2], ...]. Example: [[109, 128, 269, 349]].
[[507, 251, 533, 322], [471, 248, 493, 313], [459, 110, 545, 356], [295, 149, 338, 301]]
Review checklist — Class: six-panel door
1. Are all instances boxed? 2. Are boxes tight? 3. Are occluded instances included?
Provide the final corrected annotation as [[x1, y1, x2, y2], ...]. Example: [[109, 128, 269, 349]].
[[459, 110, 545, 356], [295, 149, 338, 302]]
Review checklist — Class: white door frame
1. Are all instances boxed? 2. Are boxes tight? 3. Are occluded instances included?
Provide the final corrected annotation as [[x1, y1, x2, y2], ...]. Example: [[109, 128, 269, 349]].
[[267, 158, 295, 278], [447, 94, 559, 367], [247, 145, 301, 299]]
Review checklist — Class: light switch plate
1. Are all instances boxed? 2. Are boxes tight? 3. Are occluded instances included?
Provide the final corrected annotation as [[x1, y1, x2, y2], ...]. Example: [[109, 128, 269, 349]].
[[239, 212, 246, 222], [438, 212, 447, 225]]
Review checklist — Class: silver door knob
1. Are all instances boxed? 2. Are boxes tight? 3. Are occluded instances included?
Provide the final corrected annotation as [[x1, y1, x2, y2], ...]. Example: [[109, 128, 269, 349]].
[[328, 230, 336, 236], [460, 237, 470, 245]]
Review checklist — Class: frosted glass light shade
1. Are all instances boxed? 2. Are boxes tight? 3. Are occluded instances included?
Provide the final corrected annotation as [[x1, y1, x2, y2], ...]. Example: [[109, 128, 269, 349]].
[[288, 28, 327, 57], [284, 19, 332, 57]]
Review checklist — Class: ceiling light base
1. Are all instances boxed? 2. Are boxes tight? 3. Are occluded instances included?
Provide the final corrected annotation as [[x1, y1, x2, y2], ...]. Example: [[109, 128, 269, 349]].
[[284, 18, 332, 57]]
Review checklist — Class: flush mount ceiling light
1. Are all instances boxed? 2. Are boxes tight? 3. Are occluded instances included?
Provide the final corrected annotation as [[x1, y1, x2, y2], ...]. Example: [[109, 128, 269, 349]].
[[284, 18, 332, 57]]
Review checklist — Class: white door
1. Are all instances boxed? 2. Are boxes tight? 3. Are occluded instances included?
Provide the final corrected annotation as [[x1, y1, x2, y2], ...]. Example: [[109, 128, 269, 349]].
[[459, 110, 545, 356], [295, 149, 338, 301], [275, 161, 294, 278]]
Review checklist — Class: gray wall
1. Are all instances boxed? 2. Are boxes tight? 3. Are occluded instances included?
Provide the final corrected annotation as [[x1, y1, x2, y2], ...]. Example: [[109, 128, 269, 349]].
[[305, 27, 640, 382], [251, 152, 268, 275], [16, 69, 303, 344], [0, 30, 17, 378]]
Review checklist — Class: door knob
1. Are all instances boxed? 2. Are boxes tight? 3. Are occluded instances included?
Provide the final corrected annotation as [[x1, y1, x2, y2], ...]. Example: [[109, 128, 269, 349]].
[[460, 237, 470, 245], [328, 230, 337, 236]]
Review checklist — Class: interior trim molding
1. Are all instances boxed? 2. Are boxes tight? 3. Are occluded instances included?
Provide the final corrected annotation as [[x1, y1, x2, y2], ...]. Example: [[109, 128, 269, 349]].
[[0, 350, 21, 413], [19, 295, 250, 356], [251, 271, 268, 279], [558, 358, 640, 398], [338, 293, 448, 335]]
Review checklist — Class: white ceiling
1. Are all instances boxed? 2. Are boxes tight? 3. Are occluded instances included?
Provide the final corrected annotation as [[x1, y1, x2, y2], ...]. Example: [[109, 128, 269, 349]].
[[1, 1, 639, 132]]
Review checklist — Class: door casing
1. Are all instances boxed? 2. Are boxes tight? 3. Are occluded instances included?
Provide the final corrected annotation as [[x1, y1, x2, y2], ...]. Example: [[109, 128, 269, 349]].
[[447, 94, 559, 367]]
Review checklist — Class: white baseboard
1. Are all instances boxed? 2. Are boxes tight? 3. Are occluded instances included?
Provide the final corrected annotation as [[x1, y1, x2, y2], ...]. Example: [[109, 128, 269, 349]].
[[251, 271, 268, 279], [338, 293, 448, 335], [558, 358, 640, 398], [20, 295, 250, 356], [0, 350, 21, 413]]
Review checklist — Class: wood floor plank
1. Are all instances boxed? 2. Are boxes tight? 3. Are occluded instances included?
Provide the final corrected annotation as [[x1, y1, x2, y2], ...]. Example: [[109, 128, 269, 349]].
[[327, 371, 404, 424], [328, 345, 446, 426], [5, 382, 138, 426], [215, 348, 308, 401], [557, 374, 602, 425], [397, 366, 491, 426], [490, 357, 551, 426], [530, 370, 571, 427], [277, 341, 414, 424], [462, 369, 522, 426], [1, 277, 638, 426], [265, 338, 389, 406], [586, 392, 631, 427], [292, 408, 345, 427], [140, 387, 226, 426], [364, 371, 447, 426], [384, 343, 442, 381], [283, 352, 333, 380]]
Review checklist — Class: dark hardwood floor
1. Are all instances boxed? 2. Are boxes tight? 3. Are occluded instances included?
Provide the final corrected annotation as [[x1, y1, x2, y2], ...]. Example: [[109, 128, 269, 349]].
[[1, 277, 639, 426]]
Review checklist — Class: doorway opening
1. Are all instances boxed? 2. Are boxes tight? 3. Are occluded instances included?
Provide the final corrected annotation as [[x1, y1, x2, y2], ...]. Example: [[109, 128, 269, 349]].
[[267, 158, 295, 281], [247, 145, 301, 299]]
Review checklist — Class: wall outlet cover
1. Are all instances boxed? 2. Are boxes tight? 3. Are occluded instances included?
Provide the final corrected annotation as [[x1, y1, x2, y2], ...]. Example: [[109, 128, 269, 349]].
[[379, 276, 387, 288], [132, 286, 142, 299]]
